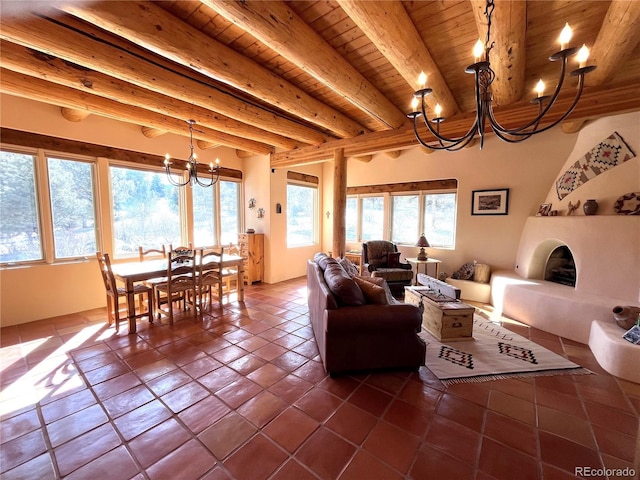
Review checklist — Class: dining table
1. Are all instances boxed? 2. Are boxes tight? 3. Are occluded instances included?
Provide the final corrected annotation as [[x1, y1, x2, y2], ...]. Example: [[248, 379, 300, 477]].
[[111, 254, 245, 334]]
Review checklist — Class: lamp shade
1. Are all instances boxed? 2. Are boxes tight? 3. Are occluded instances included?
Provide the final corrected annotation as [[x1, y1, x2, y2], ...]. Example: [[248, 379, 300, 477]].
[[416, 234, 430, 248]]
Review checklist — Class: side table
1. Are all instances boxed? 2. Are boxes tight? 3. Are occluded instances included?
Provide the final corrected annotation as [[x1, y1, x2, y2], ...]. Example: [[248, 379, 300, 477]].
[[406, 257, 442, 285]]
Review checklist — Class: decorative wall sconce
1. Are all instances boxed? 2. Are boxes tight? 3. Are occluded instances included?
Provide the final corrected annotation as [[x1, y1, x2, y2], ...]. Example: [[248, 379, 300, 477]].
[[248, 198, 256, 210], [326, 211, 331, 219], [257, 208, 265, 219]]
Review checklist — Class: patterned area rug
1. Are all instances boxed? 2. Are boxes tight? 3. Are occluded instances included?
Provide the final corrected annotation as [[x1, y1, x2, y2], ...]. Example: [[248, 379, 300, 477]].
[[555, 131, 635, 200], [421, 314, 591, 385]]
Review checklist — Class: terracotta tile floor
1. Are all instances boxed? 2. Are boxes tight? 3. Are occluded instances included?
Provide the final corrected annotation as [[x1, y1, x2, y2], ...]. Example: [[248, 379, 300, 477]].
[[1, 277, 639, 479]]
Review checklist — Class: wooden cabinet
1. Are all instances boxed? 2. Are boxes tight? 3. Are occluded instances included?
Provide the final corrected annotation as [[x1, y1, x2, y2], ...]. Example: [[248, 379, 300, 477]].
[[238, 233, 264, 284]]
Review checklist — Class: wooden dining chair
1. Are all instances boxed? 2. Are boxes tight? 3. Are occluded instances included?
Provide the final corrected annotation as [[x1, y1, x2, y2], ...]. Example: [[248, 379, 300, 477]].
[[96, 252, 153, 332], [197, 247, 224, 310], [138, 245, 166, 262], [154, 249, 197, 324], [221, 243, 240, 299]]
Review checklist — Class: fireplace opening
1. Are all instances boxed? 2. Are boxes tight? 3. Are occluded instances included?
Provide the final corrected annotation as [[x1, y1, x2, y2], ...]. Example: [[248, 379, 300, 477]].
[[544, 245, 576, 287]]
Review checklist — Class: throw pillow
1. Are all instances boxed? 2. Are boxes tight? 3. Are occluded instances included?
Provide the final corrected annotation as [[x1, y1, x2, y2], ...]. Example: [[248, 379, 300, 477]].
[[337, 257, 359, 277], [353, 276, 388, 305], [357, 275, 395, 304], [387, 251, 401, 268], [323, 264, 366, 306], [452, 262, 475, 280]]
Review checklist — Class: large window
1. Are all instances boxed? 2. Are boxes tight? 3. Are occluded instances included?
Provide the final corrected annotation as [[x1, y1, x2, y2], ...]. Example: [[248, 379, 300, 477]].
[[345, 196, 357, 242], [47, 156, 98, 259], [110, 166, 181, 254], [287, 181, 317, 247], [0, 150, 42, 263], [391, 194, 419, 245], [347, 180, 458, 248], [1, 143, 243, 264], [361, 196, 384, 241], [219, 180, 241, 245], [193, 183, 215, 247], [423, 192, 457, 247]]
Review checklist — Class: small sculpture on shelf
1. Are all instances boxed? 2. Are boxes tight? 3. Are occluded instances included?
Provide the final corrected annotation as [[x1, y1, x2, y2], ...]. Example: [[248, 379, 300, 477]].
[[567, 200, 580, 215]]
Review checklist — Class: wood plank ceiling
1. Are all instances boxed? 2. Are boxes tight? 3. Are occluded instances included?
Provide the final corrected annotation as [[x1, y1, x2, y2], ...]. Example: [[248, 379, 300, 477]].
[[1, 1, 639, 167]]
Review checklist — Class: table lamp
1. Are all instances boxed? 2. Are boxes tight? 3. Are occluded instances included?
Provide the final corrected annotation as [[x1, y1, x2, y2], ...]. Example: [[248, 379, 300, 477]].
[[416, 234, 430, 261]]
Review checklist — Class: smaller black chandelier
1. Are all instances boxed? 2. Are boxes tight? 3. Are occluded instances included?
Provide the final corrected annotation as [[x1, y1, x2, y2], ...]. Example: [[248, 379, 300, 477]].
[[408, 0, 596, 151], [164, 119, 220, 187]]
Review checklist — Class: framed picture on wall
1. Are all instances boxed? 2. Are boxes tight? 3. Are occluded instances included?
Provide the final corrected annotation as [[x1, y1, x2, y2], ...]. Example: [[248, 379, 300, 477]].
[[471, 188, 510, 215]]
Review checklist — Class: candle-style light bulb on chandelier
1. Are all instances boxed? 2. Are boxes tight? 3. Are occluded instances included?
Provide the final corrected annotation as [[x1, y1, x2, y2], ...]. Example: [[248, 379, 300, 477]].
[[408, 0, 596, 151], [164, 119, 220, 187]]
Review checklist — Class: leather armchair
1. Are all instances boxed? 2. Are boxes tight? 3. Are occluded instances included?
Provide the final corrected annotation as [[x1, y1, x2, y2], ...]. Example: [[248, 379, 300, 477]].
[[362, 241, 414, 297]]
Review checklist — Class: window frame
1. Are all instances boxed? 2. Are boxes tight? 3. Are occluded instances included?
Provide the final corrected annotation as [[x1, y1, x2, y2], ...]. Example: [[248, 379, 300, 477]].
[[45, 153, 100, 262]]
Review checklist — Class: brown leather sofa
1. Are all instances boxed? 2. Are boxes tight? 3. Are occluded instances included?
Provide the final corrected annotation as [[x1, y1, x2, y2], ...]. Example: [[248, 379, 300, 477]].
[[307, 255, 426, 375]]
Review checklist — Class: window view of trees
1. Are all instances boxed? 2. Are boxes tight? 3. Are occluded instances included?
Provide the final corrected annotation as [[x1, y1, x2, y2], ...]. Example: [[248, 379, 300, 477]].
[[48, 157, 98, 259], [110, 166, 180, 255], [361, 196, 384, 241], [287, 183, 317, 247], [345, 197, 357, 242], [219, 181, 240, 245], [193, 183, 215, 247], [391, 195, 419, 244], [424, 192, 457, 247], [0, 151, 42, 262]]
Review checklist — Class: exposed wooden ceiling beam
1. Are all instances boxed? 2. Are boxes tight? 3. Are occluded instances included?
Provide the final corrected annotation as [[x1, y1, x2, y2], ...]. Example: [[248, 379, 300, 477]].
[[204, 0, 406, 130], [560, 120, 588, 134], [0, 69, 273, 155], [586, 0, 640, 87], [141, 127, 167, 139], [471, 0, 526, 105], [0, 40, 297, 151], [0, 11, 326, 146], [270, 82, 640, 167], [60, 107, 90, 122], [337, 0, 459, 116], [58, 1, 366, 139], [196, 140, 221, 150]]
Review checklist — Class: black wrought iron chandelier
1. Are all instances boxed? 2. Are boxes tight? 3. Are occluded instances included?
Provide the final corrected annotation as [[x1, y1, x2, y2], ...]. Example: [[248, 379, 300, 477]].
[[408, 0, 596, 151], [164, 120, 220, 187]]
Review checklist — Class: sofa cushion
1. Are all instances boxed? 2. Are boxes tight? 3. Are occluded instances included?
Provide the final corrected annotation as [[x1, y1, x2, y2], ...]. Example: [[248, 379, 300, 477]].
[[314, 252, 336, 271], [353, 276, 388, 305], [372, 268, 414, 282], [324, 263, 366, 306]]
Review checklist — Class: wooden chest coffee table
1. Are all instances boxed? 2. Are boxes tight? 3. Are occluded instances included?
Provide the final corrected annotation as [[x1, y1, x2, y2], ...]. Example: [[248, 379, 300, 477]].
[[405, 286, 475, 341]]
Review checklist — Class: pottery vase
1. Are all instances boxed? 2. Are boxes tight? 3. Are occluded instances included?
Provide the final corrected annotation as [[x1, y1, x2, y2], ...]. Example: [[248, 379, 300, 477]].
[[583, 199, 599, 216], [612, 305, 640, 330]]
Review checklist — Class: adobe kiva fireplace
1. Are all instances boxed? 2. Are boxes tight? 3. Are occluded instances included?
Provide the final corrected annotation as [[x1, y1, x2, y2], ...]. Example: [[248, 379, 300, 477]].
[[544, 245, 576, 287], [491, 215, 640, 345]]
